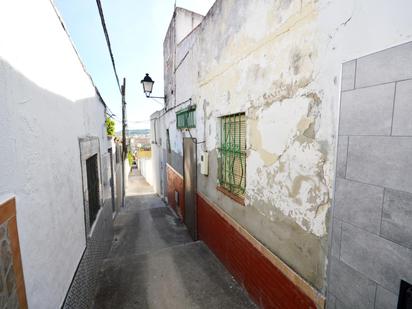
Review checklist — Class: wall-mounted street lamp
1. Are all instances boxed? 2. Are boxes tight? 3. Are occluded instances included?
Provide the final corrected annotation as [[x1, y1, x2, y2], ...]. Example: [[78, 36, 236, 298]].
[[140, 73, 165, 100]]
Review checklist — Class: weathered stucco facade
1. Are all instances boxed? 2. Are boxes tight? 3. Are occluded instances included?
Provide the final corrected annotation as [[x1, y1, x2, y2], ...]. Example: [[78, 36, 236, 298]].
[[151, 0, 412, 307]]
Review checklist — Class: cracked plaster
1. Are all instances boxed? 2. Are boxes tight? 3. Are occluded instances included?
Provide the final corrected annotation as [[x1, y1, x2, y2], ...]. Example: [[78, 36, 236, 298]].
[[158, 0, 412, 292]]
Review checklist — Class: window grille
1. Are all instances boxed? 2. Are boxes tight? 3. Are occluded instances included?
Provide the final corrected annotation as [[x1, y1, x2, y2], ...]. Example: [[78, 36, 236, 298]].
[[218, 113, 246, 199], [176, 106, 196, 129]]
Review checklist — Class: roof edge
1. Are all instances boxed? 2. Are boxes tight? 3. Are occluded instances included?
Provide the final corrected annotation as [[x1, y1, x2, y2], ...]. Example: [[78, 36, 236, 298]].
[[49, 0, 107, 109]]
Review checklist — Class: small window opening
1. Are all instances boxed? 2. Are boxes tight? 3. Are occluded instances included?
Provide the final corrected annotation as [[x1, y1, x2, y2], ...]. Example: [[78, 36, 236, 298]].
[[176, 105, 196, 129]]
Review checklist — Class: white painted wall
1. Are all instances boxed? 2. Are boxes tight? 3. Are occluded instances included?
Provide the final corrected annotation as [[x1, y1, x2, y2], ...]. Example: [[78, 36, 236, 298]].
[[175, 8, 204, 44], [139, 158, 154, 187], [0, 0, 108, 308], [150, 112, 162, 195]]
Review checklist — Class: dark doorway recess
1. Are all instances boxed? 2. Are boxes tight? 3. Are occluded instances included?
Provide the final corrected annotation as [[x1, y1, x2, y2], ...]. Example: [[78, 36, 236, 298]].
[[398, 280, 412, 309], [183, 137, 197, 240], [108, 148, 116, 214], [86, 154, 100, 227]]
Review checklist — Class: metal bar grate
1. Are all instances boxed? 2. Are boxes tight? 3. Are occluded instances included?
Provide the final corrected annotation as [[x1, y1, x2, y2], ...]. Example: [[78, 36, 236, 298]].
[[176, 106, 196, 129], [218, 113, 246, 198]]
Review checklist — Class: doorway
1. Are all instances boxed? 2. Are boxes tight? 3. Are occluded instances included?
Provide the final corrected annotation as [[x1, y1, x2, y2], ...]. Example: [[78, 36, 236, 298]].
[[108, 148, 116, 215], [86, 154, 100, 228], [183, 137, 197, 240]]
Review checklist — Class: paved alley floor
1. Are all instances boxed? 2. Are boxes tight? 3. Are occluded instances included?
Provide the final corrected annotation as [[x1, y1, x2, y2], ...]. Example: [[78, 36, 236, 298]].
[[92, 170, 257, 309]]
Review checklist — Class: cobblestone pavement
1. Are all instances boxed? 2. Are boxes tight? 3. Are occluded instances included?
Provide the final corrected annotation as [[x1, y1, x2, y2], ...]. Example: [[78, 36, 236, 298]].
[[92, 170, 256, 309]]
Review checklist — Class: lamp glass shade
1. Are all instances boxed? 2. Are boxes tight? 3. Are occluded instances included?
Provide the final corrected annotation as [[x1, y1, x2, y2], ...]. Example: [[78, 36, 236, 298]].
[[141, 73, 154, 97]]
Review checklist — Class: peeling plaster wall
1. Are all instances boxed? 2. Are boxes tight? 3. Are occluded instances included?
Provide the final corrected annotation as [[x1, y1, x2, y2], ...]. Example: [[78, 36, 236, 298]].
[[161, 7, 204, 180], [156, 0, 412, 292], [0, 1, 111, 308]]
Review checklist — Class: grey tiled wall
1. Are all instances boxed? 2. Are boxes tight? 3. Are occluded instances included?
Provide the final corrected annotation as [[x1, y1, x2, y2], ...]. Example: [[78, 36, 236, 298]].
[[328, 41, 412, 309]]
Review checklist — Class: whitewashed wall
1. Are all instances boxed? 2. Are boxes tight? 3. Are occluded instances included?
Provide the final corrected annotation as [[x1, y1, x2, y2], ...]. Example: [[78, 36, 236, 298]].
[[175, 8, 203, 44], [0, 1, 109, 308], [138, 158, 154, 187], [150, 112, 162, 196]]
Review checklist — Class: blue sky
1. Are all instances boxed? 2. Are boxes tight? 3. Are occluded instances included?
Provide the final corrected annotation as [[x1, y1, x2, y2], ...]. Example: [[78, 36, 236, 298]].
[[54, 0, 215, 130]]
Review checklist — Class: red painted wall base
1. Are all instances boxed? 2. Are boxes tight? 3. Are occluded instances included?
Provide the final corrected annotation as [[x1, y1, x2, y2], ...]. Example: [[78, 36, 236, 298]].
[[197, 193, 317, 309], [167, 164, 184, 221]]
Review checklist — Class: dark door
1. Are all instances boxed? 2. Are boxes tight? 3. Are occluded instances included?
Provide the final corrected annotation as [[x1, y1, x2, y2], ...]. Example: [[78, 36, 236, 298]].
[[86, 154, 100, 227], [183, 137, 197, 240], [108, 148, 116, 214]]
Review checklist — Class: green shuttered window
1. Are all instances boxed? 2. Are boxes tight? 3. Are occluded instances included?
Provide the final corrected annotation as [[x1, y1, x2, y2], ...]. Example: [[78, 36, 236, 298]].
[[218, 113, 246, 199], [176, 106, 196, 129]]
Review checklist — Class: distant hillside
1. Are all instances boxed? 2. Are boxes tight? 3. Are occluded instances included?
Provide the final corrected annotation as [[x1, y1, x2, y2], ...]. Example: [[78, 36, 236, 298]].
[[116, 129, 150, 136]]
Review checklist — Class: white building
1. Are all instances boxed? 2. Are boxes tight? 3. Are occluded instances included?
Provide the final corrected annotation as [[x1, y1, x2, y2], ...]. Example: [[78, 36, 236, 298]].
[[151, 1, 412, 308], [0, 1, 122, 308]]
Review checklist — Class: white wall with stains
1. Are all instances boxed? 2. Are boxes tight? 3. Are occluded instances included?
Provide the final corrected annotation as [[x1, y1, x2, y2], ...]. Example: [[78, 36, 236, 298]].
[[156, 0, 412, 293], [0, 0, 109, 308]]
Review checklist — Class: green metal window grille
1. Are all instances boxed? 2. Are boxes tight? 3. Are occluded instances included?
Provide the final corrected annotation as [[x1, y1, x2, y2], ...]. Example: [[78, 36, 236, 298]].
[[176, 106, 196, 129], [218, 113, 246, 198]]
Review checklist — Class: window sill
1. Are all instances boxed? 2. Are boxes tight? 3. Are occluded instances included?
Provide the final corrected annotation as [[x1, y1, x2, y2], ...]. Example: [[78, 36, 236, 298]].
[[217, 186, 245, 206]]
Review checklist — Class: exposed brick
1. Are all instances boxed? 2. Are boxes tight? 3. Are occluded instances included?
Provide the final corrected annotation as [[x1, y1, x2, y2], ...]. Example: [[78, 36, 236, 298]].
[[197, 194, 316, 309]]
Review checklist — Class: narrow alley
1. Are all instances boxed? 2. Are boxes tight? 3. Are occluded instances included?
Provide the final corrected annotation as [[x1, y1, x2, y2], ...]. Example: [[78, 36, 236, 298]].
[[92, 170, 257, 309], [2, 1, 412, 308]]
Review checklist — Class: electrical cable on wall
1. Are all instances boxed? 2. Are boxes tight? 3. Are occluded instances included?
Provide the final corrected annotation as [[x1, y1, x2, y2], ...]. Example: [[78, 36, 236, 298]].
[[151, 97, 207, 145], [150, 98, 193, 121], [105, 106, 121, 121], [150, 96, 207, 148], [186, 128, 205, 145], [184, 99, 206, 146]]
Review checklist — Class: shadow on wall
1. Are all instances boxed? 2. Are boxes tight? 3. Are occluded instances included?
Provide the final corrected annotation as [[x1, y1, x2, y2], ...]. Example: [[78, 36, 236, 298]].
[[0, 58, 111, 309]]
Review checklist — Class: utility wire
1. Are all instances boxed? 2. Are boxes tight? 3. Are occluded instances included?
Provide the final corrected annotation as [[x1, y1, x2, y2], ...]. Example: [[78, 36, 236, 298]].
[[105, 108, 120, 122], [95, 0, 122, 94], [105, 112, 120, 122], [128, 120, 150, 124], [105, 106, 121, 121], [95, 0, 124, 126], [150, 98, 193, 121], [152, 98, 164, 106], [106, 105, 116, 116]]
